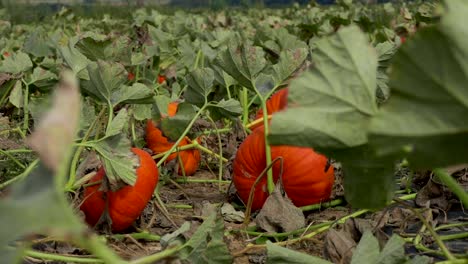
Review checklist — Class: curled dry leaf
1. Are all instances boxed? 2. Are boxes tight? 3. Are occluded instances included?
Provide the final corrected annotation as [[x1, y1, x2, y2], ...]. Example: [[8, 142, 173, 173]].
[[254, 181, 305, 233], [26, 70, 80, 172]]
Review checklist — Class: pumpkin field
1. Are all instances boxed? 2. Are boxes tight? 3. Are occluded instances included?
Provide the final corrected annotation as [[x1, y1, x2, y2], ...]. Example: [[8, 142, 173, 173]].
[[0, 0, 467, 263]]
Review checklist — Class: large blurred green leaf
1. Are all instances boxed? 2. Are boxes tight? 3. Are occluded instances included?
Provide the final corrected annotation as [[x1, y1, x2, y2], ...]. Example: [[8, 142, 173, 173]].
[[23, 29, 53, 57], [0, 164, 84, 264], [369, 1, 468, 169], [269, 25, 378, 149], [0, 51, 33, 74]]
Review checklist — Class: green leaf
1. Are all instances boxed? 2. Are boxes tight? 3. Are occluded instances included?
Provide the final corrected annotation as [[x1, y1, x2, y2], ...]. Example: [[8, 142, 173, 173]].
[[215, 41, 267, 89], [106, 108, 128, 138], [57, 39, 90, 78], [179, 211, 232, 264], [111, 83, 154, 106], [185, 67, 215, 106], [269, 25, 378, 149], [8, 80, 22, 108], [26, 67, 58, 87], [160, 103, 197, 141], [208, 99, 242, 119], [82, 60, 127, 104], [369, 1, 468, 169], [0, 164, 84, 263], [271, 47, 308, 86], [23, 29, 53, 57], [266, 241, 332, 264], [338, 145, 395, 209], [0, 51, 33, 74], [350, 231, 379, 264], [376, 235, 406, 264], [75, 33, 112, 61], [90, 135, 139, 189], [131, 104, 152, 121]]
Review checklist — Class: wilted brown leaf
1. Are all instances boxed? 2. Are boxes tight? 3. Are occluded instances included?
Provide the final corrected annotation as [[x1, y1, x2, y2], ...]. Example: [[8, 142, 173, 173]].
[[255, 181, 305, 233], [26, 70, 81, 172]]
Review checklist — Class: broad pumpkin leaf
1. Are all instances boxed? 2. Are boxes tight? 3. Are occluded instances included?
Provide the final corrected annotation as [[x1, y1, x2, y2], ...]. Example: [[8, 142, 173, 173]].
[[90, 134, 139, 190], [8, 80, 22, 108], [215, 41, 267, 90], [208, 99, 242, 119], [271, 47, 308, 87], [23, 29, 53, 57], [111, 83, 154, 105], [0, 164, 84, 264], [185, 67, 215, 106], [105, 108, 128, 138], [160, 103, 197, 141], [266, 241, 332, 264], [82, 60, 127, 105], [269, 25, 378, 149], [26, 67, 58, 87], [0, 51, 33, 74], [369, 1, 468, 169], [350, 231, 380, 264], [57, 38, 90, 78], [179, 211, 232, 264], [76, 33, 132, 64]]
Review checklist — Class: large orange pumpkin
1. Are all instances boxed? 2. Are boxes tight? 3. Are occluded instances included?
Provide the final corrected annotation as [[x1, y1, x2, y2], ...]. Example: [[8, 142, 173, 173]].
[[80, 148, 159, 232], [233, 126, 334, 211], [145, 102, 201, 176], [256, 88, 289, 119], [250, 88, 289, 130]]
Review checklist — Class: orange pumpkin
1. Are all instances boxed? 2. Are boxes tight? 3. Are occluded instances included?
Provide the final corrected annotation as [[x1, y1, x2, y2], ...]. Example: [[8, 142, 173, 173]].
[[145, 102, 200, 176], [256, 88, 289, 119], [157, 75, 166, 84], [80, 148, 159, 232], [233, 126, 334, 211], [250, 88, 289, 130]]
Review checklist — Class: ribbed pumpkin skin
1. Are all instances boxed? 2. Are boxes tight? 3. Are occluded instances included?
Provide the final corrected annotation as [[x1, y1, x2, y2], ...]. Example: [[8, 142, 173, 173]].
[[233, 127, 334, 211], [145, 102, 200, 176], [80, 148, 159, 232]]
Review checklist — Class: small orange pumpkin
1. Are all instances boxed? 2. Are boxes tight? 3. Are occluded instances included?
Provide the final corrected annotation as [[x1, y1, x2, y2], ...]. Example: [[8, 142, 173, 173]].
[[233, 126, 334, 211], [80, 148, 159, 232], [145, 102, 201, 176]]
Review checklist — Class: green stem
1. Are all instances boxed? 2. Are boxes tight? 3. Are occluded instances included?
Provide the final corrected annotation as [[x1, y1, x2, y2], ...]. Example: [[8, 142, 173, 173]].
[[65, 108, 105, 191], [73, 235, 126, 264], [193, 49, 203, 70], [0, 149, 26, 169], [241, 87, 249, 126], [152, 143, 197, 159], [1, 149, 33, 154], [0, 159, 39, 190], [130, 245, 185, 264], [300, 199, 345, 211], [156, 103, 209, 167], [106, 101, 114, 134], [206, 115, 223, 191], [174, 178, 231, 184], [433, 168, 468, 208], [166, 204, 193, 209], [193, 140, 228, 163], [22, 80, 29, 133], [24, 249, 103, 263], [109, 232, 161, 241], [256, 91, 273, 194], [440, 232, 468, 241], [197, 127, 232, 136]]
